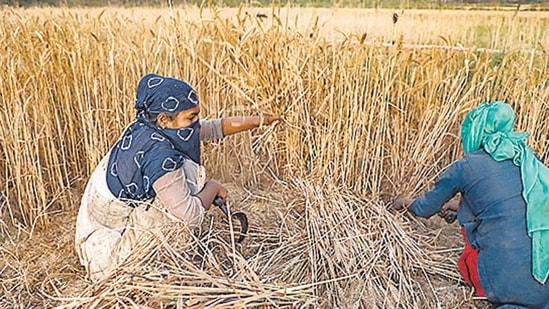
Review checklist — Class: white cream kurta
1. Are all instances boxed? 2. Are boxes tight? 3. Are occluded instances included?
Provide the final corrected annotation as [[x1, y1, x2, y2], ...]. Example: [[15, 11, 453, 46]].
[[75, 119, 223, 281]]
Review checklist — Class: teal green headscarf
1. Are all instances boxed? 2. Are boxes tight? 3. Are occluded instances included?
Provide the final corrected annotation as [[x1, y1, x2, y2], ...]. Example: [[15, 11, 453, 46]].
[[461, 101, 549, 284]]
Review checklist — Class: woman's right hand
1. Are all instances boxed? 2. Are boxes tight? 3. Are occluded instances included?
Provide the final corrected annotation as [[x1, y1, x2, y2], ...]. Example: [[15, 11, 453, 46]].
[[196, 180, 227, 211], [262, 115, 285, 126]]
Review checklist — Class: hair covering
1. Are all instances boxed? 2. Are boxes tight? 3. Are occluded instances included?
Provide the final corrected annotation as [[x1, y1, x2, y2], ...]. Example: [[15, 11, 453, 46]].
[[461, 101, 549, 284], [134, 73, 199, 115], [106, 73, 201, 202]]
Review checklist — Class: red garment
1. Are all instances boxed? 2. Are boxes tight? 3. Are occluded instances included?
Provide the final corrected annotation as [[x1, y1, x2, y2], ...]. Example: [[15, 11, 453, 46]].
[[457, 227, 486, 297]]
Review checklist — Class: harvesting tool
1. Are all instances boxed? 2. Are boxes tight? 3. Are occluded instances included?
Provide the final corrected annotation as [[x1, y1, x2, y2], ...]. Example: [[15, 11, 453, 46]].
[[213, 196, 248, 243]]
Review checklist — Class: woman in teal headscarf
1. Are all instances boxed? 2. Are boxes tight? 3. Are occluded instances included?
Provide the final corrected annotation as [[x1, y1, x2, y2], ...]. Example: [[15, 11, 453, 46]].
[[394, 101, 549, 308]]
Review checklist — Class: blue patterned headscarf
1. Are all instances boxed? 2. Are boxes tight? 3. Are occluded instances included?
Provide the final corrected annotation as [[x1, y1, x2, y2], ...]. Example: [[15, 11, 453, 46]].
[[461, 101, 549, 284], [106, 73, 201, 203]]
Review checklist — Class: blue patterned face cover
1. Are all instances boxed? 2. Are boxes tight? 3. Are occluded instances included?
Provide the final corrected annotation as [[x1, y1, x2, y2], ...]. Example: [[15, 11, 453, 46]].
[[106, 73, 201, 203]]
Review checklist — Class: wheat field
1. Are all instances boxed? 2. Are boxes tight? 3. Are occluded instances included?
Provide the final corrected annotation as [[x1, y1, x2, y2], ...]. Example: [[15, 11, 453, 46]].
[[1, 4, 548, 308]]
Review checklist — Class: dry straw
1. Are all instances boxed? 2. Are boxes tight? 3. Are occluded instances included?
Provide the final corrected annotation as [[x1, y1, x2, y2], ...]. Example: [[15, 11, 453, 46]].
[[1, 5, 548, 309]]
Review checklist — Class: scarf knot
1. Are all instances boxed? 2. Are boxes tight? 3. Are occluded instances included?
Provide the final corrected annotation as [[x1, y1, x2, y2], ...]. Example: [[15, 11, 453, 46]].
[[482, 131, 529, 165]]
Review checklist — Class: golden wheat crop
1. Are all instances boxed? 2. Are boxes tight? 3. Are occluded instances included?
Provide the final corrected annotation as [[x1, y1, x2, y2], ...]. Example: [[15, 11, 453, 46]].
[[1, 4, 548, 308]]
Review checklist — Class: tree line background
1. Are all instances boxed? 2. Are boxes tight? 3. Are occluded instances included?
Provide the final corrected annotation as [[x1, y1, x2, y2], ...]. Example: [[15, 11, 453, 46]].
[[1, 0, 547, 9]]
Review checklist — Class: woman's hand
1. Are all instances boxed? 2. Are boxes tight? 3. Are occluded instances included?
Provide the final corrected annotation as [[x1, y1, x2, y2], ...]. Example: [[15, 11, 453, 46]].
[[441, 199, 460, 212], [262, 115, 284, 126], [196, 180, 227, 211], [221, 114, 284, 136], [392, 197, 415, 211], [437, 199, 460, 224]]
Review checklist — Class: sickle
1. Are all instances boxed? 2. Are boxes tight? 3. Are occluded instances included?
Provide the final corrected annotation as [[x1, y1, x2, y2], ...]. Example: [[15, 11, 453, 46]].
[[213, 197, 248, 243]]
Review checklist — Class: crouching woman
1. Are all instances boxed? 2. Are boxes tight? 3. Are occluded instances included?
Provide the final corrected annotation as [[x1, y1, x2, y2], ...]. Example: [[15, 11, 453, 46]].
[[394, 101, 549, 309], [75, 73, 282, 281]]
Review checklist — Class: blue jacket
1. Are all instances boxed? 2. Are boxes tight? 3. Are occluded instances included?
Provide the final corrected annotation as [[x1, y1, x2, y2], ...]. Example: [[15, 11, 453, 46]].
[[410, 149, 549, 308]]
